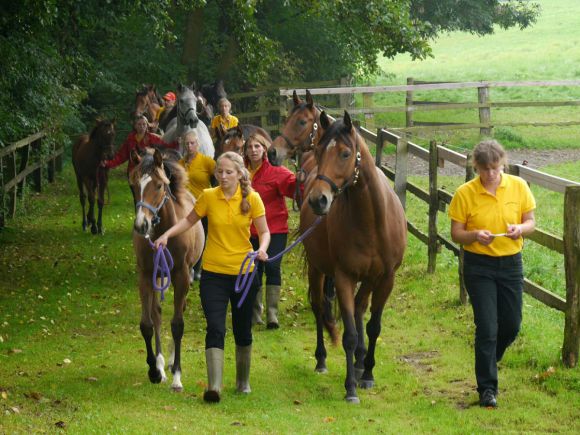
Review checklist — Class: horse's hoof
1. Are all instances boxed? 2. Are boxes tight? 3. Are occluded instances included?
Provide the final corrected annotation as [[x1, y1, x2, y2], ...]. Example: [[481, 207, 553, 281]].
[[203, 390, 221, 403], [354, 367, 364, 381], [148, 369, 162, 384], [315, 365, 328, 374], [171, 384, 183, 393], [345, 395, 360, 404], [358, 379, 374, 389], [90, 226, 98, 235]]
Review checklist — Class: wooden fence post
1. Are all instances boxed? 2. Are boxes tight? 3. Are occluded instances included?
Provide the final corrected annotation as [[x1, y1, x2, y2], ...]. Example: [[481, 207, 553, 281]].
[[478, 85, 492, 137], [427, 140, 439, 273], [279, 95, 288, 131], [47, 141, 56, 183], [375, 129, 384, 167], [562, 185, 580, 367], [363, 92, 374, 124], [17, 145, 30, 199], [5, 151, 17, 218], [339, 76, 354, 110], [458, 154, 475, 304], [394, 135, 408, 210], [32, 137, 42, 192], [406, 77, 414, 128]]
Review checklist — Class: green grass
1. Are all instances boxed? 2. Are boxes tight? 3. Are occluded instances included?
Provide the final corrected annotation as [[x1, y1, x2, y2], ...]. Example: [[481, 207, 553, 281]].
[[1, 161, 579, 433], [364, 0, 580, 151]]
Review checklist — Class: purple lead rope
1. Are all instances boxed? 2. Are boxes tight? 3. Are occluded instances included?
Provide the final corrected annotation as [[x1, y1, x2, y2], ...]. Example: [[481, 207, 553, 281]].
[[147, 237, 174, 301], [234, 216, 323, 308]]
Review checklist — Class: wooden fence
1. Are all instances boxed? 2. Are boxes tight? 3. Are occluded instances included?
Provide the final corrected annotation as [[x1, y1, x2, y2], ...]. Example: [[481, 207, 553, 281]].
[[281, 79, 580, 135], [344, 123, 580, 367], [0, 131, 64, 229], [229, 79, 345, 138]]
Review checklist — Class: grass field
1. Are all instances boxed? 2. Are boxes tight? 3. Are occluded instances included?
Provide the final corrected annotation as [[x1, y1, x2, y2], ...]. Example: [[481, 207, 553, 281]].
[[0, 162, 579, 433], [366, 0, 580, 151]]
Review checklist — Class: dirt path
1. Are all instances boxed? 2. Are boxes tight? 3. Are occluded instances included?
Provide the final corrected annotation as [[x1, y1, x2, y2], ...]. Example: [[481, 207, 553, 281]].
[[382, 148, 580, 177]]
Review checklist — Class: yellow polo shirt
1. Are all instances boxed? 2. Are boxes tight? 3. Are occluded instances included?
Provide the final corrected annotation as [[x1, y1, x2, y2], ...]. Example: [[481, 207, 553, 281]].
[[192, 185, 265, 274], [211, 114, 239, 131], [449, 173, 535, 257], [179, 154, 216, 199]]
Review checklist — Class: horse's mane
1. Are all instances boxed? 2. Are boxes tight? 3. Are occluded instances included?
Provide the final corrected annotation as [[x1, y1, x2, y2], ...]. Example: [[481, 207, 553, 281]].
[[131, 151, 191, 207]]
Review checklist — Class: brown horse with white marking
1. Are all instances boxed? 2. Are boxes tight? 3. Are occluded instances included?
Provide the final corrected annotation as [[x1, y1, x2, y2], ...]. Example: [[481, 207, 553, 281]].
[[130, 148, 204, 392], [276, 108, 407, 403]]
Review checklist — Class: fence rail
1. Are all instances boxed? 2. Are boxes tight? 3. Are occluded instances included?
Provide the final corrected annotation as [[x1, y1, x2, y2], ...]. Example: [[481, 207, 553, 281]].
[[282, 79, 580, 136], [0, 131, 64, 229]]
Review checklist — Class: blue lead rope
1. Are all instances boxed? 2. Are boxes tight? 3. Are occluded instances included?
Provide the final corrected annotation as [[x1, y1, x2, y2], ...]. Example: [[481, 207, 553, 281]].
[[147, 237, 174, 301], [234, 216, 323, 308]]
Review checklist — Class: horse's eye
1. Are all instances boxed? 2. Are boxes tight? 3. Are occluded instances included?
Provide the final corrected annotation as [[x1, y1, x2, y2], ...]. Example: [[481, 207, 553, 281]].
[[157, 184, 162, 190], [341, 150, 351, 159], [299, 119, 307, 127]]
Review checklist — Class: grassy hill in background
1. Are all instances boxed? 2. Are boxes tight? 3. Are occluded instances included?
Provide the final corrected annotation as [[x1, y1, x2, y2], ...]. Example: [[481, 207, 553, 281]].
[[371, 0, 580, 151]]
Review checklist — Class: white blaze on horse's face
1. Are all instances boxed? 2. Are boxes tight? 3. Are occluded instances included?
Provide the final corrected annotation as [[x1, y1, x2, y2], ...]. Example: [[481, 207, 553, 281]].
[[134, 174, 153, 233]]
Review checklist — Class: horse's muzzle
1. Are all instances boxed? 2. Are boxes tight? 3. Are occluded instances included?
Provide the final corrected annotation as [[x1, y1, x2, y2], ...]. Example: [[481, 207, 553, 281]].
[[308, 191, 332, 216], [134, 217, 150, 236]]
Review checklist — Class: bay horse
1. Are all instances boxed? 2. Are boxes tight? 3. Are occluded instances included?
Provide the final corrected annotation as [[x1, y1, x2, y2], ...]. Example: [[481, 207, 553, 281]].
[[300, 110, 407, 403], [201, 79, 227, 110], [162, 83, 214, 158], [132, 88, 159, 127], [72, 118, 116, 234], [130, 147, 204, 392], [215, 124, 272, 158]]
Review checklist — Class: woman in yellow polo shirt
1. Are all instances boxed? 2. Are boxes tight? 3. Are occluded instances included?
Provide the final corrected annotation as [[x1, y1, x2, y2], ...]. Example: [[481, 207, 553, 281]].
[[179, 130, 216, 280], [449, 139, 536, 408], [154, 151, 270, 403], [210, 97, 239, 141]]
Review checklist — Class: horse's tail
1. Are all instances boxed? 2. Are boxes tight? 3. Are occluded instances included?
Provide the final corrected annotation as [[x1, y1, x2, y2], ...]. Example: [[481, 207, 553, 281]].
[[322, 276, 339, 346]]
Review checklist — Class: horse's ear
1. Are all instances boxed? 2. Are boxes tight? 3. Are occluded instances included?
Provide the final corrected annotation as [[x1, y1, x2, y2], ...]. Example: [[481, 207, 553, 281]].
[[292, 90, 301, 106], [130, 149, 141, 166], [153, 148, 163, 168], [191, 81, 198, 91], [236, 125, 243, 136], [343, 110, 353, 132], [306, 90, 313, 108], [177, 83, 185, 94], [320, 111, 331, 130]]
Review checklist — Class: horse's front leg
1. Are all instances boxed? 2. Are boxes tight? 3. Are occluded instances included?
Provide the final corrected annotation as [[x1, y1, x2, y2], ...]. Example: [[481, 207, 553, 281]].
[[96, 171, 107, 234], [151, 289, 167, 383], [354, 282, 371, 382], [169, 266, 189, 392], [335, 271, 359, 403], [76, 176, 87, 231], [87, 180, 97, 235], [360, 273, 394, 389], [139, 274, 164, 384], [308, 267, 327, 373]]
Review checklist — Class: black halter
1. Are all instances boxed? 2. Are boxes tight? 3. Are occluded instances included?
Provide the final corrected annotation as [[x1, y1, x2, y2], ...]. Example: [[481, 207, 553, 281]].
[[315, 140, 362, 196]]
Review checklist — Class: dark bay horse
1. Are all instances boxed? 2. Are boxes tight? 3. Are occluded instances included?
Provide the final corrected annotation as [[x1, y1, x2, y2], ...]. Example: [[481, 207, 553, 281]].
[[72, 118, 116, 234], [301, 111, 407, 403], [130, 148, 204, 392], [215, 124, 272, 158], [132, 87, 160, 125]]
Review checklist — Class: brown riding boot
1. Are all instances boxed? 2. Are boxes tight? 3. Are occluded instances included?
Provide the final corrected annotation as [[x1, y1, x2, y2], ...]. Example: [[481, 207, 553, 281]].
[[266, 285, 281, 329], [252, 287, 264, 325], [235, 345, 252, 393], [203, 348, 224, 403]]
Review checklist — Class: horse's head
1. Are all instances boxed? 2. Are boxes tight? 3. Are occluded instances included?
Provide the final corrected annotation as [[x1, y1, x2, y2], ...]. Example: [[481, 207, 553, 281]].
[[130, 148, 172, 236], [201, 79, 227, 109], [269, 90, 322, 166], [133, 89, 152, 120], [308, 111, 362, 215], [91, 118, 117, 159], [218, 125, 245, 157], [176, 84, 200, 129], [192, 84, 214, 123]]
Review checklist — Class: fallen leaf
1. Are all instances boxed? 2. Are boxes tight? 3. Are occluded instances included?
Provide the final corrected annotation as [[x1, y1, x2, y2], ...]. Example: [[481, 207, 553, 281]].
[[231, 421, 243, 426], [10, 406, 20, 414], [25, 391, 43, 401], [293, 399, 302, 405], [1, 391, 7, 400], [55, 421, 66, 428], [323, 417, 335, 423], [163, 405, 175, 411], [86, 377, 98, 382], [63, 358, 71, 364], [8, 349, 22, 354]]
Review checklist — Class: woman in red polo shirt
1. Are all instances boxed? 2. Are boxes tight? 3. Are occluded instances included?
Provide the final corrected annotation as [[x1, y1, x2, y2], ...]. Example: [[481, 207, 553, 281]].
[[244, 132, 298, 329]]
